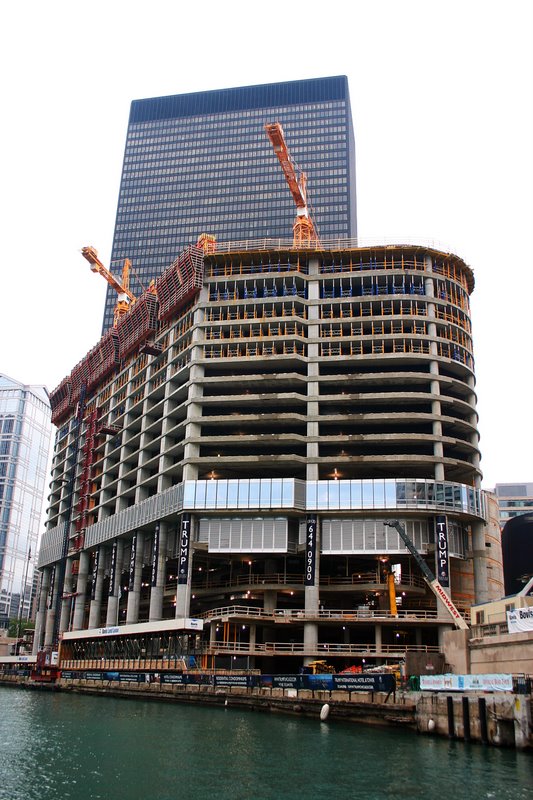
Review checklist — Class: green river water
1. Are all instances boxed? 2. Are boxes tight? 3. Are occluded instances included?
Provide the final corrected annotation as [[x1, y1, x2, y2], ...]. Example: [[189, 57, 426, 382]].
[[0, 687, 531, 800]]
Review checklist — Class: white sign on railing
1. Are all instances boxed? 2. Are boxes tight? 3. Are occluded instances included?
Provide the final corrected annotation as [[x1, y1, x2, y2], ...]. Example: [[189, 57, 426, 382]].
[[507, 609, 533, 633], [420, 674, 513, 692]]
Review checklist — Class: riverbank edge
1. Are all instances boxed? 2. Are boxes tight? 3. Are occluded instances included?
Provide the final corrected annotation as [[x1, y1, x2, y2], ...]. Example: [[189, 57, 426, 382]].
[[1, 677, 531, 749]]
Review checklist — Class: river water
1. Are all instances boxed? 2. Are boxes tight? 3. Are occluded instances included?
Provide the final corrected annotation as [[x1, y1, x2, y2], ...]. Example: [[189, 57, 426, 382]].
[[0, 688, 531, 800]]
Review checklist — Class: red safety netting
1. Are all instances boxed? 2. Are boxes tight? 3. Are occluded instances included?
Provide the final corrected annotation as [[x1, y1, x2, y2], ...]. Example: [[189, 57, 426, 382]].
[[116, 291, 159, 360], [86, 328, 120, 392], [49, 376, 72, 426], [156, 246, 204, 320]]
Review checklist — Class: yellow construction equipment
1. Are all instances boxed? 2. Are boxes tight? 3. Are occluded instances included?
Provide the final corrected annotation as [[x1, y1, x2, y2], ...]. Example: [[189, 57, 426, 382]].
[[307, 660, 335, 674], [81, 246, 136, 326], [387, 570, 398, 616], [265, 122, 321, 248]]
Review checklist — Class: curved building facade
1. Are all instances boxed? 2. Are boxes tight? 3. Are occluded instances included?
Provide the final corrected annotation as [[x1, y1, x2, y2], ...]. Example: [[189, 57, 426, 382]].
[[36, 242, 496, 672]]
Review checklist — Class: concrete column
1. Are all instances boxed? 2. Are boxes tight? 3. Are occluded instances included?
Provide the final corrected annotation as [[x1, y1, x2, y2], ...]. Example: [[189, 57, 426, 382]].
[[106, 539, 124, 627], [88, 546, 106, 629], [149, 522, 168, 621], [438, 624, 453, 649], [209, 622, 217, 646], [307, 262, 320, 482], [375, 624, 382, 653], [472, 521, 489, 604], [249, 623, 256, 650], [263, 590, 277, 614], [44, 569, 61, 649], [126, 532, 144, 624], [33, 567, 51, 654], [72, 550, 90, 630], [429, 350, 445, 481], [59, 557, 74, 634], [182, 291, 207, 482]]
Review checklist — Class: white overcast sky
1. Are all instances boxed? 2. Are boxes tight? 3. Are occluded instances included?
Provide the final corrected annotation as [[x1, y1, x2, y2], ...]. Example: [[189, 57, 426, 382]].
[[0, 0, 531, 490]]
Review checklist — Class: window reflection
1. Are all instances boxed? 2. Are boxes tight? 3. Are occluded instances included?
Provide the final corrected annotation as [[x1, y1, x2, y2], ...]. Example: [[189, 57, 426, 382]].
[[183, 478, 484, 518], [271, 479, 282, 506], [227, 480, 239, 507], [259, 480, 271, 507], [281, 479, 294, 507], [249, 480, 260, 507], [361, 481, 373, 508]]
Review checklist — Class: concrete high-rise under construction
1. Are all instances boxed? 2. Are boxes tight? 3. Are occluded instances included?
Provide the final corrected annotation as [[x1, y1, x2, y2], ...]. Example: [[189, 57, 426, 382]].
[[102, 76, 357, 331], [34, 76, 503, 676], [37, 234, 502, 672]]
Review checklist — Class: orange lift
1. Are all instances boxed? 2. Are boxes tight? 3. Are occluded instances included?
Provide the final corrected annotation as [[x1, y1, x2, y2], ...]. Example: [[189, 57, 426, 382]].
[[265, 122, 321, 248], [81, 246, 136, 326]]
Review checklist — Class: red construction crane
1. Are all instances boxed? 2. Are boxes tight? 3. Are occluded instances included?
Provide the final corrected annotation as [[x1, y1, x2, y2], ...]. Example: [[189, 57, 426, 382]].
[[81, 246, 136, 326], [265, 122, 320, 248]]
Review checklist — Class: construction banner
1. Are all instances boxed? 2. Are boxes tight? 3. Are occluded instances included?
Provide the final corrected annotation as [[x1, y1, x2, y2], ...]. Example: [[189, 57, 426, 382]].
[[151, 523, 160, 587], [91, 549, 99, 601], [48, 565, 56, 609], [108, 541, 117, 597], [435, 515, 449, 587], [128, 534, 137, 592], [507, 608, 533, 633], [178, 514, 191, 585], [305, 516, 317, 586]]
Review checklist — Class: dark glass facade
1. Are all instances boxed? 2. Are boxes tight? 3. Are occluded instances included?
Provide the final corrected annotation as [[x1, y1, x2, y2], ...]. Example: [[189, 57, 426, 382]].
[[103, 76, 357, 331]]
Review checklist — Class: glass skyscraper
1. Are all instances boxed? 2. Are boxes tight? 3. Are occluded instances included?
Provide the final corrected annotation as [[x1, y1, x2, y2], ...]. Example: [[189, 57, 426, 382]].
[[0, 375, 51, 627], [102, 76, 357, 330]]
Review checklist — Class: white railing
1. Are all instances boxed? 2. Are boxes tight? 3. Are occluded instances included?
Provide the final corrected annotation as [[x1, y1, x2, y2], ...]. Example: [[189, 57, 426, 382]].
[[204, 641, 441, 656], [211, 237, 459, 257], [200, 605, 443, 623]]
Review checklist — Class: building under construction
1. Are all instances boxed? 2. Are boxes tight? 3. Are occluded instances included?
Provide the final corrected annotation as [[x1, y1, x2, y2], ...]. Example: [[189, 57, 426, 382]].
[[34, 233, 504, 674], [34, 120, 502, 676]]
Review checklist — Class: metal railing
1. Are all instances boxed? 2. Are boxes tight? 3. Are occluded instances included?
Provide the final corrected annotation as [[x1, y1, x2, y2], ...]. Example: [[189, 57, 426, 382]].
[[200, 605, 444, 623], [204, 641, 440, 656], [191, 572, 426, 591], [211, 236, 459, 257]]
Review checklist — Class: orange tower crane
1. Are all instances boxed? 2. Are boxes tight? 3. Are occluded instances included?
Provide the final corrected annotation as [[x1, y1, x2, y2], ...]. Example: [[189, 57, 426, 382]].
[[81, 246, 136, 326], [265, 122, 321, 248]]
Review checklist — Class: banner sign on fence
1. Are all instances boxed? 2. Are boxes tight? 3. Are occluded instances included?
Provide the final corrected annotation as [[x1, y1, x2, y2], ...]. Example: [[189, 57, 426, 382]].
[[214, 674, 251, 688], [59, 670, 399, 693], [420, 673, 513, 692], [507, 608, 533, 633], [271, 675, 302, 689], [160, 673, 187, 685], [332, 673, 396, 693]]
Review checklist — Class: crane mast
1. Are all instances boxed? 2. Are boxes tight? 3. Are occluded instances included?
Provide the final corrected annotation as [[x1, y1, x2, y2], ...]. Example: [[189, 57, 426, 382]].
[[81, 246, 136, 326], [385, 520, 469, 630], [265, 122, 320, 248]]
